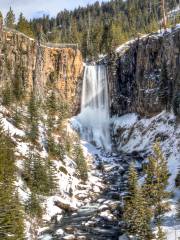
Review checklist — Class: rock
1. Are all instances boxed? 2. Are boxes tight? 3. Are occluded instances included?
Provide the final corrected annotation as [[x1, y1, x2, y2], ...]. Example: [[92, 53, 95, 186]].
[[93, 185, 101, 193], [107, 201, 119, 211], [97, 198, 106, 203], [98, 204, 109, 211], [63, 235, 76, 240], [107, 28, 180, 118], [76, 236, 87, 240], [77, 236, 87, 240], [0, 29, 83, 114], [54, 200, 77, 212], [119, 234, 129, 240], [83, 220, 95, 227], [55, 228, 64, 236], [64, 226, 76, 234], [75, 193, 88, 200], [99, 210, 115, 221], [108, 192, 121, 200]]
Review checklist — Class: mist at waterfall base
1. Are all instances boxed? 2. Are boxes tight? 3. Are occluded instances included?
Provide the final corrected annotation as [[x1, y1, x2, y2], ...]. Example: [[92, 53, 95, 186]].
[[72, 64, 111, 152]]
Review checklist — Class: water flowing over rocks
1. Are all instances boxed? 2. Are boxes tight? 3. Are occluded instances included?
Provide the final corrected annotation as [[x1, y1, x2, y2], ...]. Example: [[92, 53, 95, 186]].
[[39, 142, 140, 240]]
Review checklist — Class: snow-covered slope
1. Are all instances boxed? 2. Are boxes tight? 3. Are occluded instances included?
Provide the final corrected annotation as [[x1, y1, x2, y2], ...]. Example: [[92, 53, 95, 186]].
[[0, 105, 105, 240], [112, 111, 180, 239]]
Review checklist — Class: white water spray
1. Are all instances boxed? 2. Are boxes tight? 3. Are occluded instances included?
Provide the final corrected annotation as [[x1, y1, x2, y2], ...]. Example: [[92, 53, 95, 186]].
[[76, 64, 111, 151]]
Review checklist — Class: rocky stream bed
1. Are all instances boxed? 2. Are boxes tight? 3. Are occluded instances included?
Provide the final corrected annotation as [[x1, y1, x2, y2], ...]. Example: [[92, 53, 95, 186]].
[[40, 148, 143, 240]]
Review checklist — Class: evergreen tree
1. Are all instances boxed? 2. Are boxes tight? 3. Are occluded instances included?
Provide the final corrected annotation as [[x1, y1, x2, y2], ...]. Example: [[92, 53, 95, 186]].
[[29, 0, 178, 59], [23, 151, 57, 196], [13, 108, 22, 128], [27, 93, 39, 143], [25, 192, 43, 219], [143, 142, 170, 223], [156, 223, 166, 240], [17, 13, 34, 37], [0, 124, 25, 239], [2, 84, 13, 107], [0, 11, 3, 27], [123, 164, 153, 239], [47, 91, 57, 115], [127, 163, 138, 198], [5, 7, 15, 28], [74, 144, 88, 182]]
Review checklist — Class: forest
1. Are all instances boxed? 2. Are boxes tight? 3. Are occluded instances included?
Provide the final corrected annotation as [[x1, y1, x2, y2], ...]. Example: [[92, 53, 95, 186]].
[[2, 0, 180, 59]]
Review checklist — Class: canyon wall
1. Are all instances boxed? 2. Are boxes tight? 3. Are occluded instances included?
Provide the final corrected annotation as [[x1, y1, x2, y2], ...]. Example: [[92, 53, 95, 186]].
[[106, 27, 180, 118], [0, 29, 83, 113]]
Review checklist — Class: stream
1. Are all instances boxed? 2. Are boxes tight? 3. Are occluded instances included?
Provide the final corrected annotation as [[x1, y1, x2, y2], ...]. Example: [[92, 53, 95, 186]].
[[41, 149, 143, 240]]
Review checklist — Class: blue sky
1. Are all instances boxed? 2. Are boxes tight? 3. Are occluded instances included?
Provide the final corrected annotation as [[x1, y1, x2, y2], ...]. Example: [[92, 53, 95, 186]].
[[0, 0, 107, 20]]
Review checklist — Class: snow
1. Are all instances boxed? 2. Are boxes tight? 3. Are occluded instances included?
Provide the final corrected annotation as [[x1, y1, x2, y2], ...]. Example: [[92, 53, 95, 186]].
[[112, 113, 138, 130], [116, 34, 148, 53], [0, 105, 102, 239], [168, 5, 180, 17], [99, 210, 114, 221], [112, 111, 180, 239], [55, 228, 64, 236], [0, 113, 25, 137], [38, 234, 52, 240], [42, 196, 64, 222]]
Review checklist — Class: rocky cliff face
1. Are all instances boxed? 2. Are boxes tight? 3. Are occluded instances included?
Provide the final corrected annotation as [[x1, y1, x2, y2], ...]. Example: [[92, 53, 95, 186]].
[[106, 27, 180, 118], [0, 29, 83, 113]]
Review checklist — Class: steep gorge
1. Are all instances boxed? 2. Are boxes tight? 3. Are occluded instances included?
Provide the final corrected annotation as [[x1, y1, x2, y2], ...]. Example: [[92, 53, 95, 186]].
[[0, 26, 180, 240]]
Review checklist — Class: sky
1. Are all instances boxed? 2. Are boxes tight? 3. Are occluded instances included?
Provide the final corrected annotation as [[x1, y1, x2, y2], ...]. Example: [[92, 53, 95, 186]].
[[0, 0, 106, 20]]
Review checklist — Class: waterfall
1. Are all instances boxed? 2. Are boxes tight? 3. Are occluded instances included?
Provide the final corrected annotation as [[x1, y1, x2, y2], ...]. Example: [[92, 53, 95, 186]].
[[76, 64, 111, 151]]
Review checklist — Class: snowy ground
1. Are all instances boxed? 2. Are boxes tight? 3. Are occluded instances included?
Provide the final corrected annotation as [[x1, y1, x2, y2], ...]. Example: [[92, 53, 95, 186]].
[[0, 105, 105, 239], [1, 103, 179, 239], [112, 111, 180, 239]]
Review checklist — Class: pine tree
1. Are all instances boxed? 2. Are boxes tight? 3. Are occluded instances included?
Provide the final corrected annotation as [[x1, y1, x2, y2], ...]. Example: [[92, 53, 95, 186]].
[[143, 141, 170, 223], [156, 223, 166, 240], [28, 92, 39, 123], [27, 93, 39, 143], [13, 108, 22, 128], [127, 163, 138, 198], [17, 13, 34, 37], [47, 91, 57, 115], [0, 11, 3, 28], [23, 151, 57, 196], [123, 164, 153, 239], [74, 144, 88, 182], [0, 128, 25, 239], [5, 7, 15, 28], [25, 192, 43, 219], [2, 84, 13, 107]]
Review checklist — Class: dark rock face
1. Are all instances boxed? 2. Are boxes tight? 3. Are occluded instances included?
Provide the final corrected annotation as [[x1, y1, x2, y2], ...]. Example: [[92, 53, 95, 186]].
[[107, 28, 180, 117]]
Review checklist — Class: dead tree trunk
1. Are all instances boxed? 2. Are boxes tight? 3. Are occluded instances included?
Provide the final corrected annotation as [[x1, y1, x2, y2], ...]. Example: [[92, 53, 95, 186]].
[[161, 0, 167, 31]]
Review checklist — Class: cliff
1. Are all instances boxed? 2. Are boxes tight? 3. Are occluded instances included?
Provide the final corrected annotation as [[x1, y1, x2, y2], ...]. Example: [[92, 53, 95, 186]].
[[107, 26, 180, 118], [0, 29, 83, 113]]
